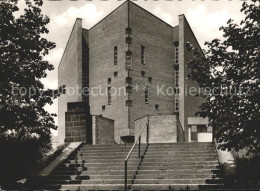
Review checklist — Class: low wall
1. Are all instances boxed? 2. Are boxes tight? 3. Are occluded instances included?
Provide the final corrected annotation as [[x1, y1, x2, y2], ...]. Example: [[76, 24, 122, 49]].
[[135, 115, 177, 143], [92, 116, 114, 145]]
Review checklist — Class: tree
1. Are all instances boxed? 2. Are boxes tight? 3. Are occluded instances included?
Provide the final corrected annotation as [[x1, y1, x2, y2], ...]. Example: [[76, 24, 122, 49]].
[[0, 0, 63, 185], [187, 0, 260, 153]]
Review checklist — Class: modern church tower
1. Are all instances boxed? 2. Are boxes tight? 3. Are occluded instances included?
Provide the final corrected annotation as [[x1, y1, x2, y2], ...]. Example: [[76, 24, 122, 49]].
[[58, 1, 211, 145]]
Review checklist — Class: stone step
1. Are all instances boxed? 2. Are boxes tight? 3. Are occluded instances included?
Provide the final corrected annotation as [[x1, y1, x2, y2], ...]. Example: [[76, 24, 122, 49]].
[[137, 169, 220, 175], [59, 165, 138, 171], [131, 183, 224, 190], [144, 153, 218, 157], [73, 158, 140, 162], [73, 154, 217, 160], [138, 165, 219, 171], [46, 179, 131, 184], [44, 183, 224, 191], [143, 157, 218, 162], [67, 160, 139, 165], [75, 153, 139, 158], [136, 173, 220, 179], [141, 161, 219, 166], [78, 149, 215, 154], [52, 170, 136, 176], [49, 174, 133, 180], [77, 150, 145, 155], [80, 145, 214, 151], [133, 178, 223, 184], [44, 184, 125, 190]]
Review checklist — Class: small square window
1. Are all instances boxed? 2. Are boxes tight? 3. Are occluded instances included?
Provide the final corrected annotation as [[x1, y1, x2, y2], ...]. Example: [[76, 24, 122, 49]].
[[141, 71, 145, 77], [126, 86, 132, 93], [148, 77, 152, 83], [102, 105, 105, 111], [126, 37, 132, 44], [126, 100, 132, 106], [155, 104, 159, 111], [126, 77, 132, 84], [126, 28, 132, 35], [108, 77, 111, 84], [114, 71, 118, 78]]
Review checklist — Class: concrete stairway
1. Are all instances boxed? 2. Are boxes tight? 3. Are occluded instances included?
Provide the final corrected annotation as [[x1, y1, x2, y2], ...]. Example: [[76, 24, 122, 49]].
[[44, 144, 140, 190], [43, 143, 223, 190], [131, 142, 223, 190]]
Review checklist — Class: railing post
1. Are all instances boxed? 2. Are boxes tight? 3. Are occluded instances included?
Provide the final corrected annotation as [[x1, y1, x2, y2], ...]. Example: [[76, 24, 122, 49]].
[[138, 136, 141, 158], [125, 160, 127, 190], [147, 116, 149, 144]]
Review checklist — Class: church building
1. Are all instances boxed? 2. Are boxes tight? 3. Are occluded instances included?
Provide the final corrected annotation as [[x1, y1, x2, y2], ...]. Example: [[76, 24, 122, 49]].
[[58, 1, 211, 145]]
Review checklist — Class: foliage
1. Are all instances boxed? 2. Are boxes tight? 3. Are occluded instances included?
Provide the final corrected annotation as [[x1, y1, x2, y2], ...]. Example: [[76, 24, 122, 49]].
[[187, 0, 260, 153], [0, 0, 63, 186]]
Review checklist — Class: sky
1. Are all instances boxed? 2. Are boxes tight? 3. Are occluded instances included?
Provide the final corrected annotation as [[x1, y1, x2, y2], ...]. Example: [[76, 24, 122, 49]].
[[17, 0, 245, 136]]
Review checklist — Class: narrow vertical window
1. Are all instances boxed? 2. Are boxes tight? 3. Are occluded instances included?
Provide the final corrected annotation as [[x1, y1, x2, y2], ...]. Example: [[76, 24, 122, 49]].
[[126, 51, 132, 70], [144, 85, 149, 104], [114, 46, 118, 65], [141, 45, 145, 65], [108, 87, 111, 105], [114, 71, 118, 78], [175, 94, 179, 112]]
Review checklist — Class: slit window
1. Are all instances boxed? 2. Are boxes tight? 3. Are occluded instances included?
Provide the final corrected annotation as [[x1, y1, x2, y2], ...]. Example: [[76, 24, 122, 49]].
[[114, 46, 118, 65], [114, 71, 118, 78], [141, 45, 145, 65], [141, 71, 145, 77], [102, 105, 105, 111], [144, 85, 149, 104], [126, 51, 132, 70], [108, 87, 111, 105], [148, 77, 152, 83], [155, 104, 159, 111]]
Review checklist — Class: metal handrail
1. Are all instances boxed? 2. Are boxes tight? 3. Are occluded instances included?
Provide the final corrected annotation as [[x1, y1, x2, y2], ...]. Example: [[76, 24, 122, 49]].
[[124, 117, 149, 190]]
